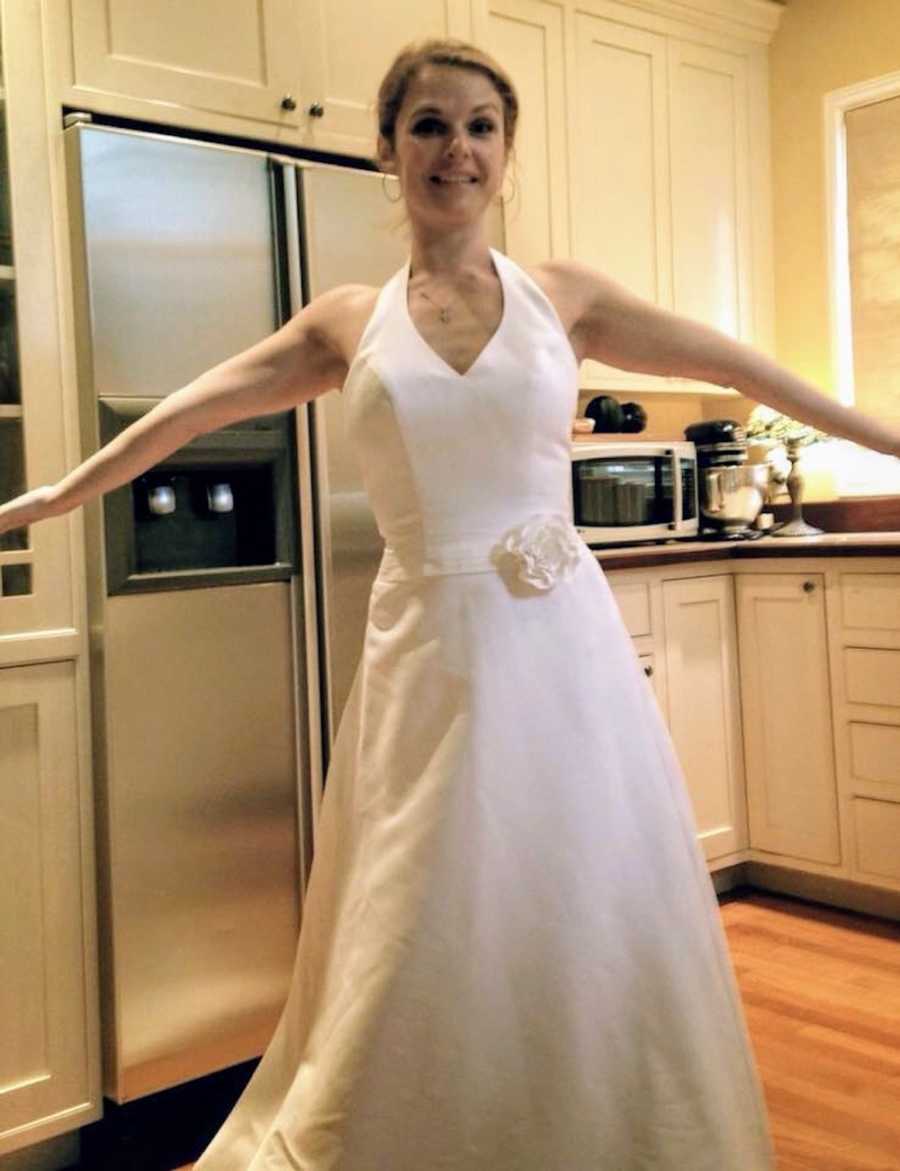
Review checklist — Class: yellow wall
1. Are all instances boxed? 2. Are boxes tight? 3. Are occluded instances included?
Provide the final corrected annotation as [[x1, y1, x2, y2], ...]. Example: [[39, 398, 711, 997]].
[[769, 0, 900, 392]]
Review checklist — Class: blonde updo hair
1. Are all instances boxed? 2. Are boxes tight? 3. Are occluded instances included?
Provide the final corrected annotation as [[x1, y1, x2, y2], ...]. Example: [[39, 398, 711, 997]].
[[376, 38, 519, 159]]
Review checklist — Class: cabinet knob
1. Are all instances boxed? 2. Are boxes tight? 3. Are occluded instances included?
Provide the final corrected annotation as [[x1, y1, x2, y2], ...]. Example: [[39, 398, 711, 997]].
[[281, 95, 297, 111], [802, 580, 816, 593], [308, 102, 325, 118], [643, 664, 654, 677]]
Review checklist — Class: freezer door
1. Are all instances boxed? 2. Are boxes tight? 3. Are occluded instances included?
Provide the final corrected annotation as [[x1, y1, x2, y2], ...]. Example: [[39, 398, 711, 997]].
[[66, 124, 278, 399], [299, 163, 505, 761], [299, 166, 408, 757]]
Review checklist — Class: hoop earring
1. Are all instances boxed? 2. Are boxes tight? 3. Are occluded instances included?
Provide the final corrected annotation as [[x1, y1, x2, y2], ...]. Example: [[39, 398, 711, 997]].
[[381, 174, 402, 203], [498, 172, 517, 206]]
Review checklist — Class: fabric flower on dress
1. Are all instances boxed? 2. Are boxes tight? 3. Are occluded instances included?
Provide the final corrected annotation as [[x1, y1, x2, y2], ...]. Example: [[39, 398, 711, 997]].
[[499, 514, 582, 591]]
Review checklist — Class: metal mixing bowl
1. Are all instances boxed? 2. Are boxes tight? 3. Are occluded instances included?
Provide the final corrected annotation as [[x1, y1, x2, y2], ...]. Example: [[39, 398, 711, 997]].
[[699, 464, 771, 532]]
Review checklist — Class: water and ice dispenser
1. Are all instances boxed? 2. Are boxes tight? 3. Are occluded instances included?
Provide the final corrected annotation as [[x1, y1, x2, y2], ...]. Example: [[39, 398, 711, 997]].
[[98, 397, 298, 592]]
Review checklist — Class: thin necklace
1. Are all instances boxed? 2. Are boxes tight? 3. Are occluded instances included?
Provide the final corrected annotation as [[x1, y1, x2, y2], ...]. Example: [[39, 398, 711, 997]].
[[419, 288, 452, 324]]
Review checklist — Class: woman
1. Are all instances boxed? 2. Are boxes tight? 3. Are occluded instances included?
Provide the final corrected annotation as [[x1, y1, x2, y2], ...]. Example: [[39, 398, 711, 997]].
[[3, 39, 899, 1171]]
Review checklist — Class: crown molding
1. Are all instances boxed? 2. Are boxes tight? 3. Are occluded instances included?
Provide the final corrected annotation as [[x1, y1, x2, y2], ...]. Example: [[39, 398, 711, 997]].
[[588, 0, 785, 43]]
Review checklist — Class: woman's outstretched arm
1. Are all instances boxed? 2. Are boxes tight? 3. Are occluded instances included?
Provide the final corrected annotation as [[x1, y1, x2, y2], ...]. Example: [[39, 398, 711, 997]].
[[0, 286, 362, 538], [546, 259, 900, 458]]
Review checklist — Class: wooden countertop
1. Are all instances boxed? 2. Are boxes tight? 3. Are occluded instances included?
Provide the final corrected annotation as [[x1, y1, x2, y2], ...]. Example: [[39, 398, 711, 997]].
[[594, 530, 900, 570]]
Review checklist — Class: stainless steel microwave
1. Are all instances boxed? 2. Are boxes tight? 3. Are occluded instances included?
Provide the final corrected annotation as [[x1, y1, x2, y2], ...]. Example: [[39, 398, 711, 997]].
[[571, 441, 699, 546]]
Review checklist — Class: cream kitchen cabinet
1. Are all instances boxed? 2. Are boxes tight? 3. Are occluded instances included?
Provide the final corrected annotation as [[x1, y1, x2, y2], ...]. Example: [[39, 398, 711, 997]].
[[0, 661, 100, 1155], [566, 0, 777, 393], [465, 0, 781, 389], [667, 37, 753, 342], [474, 0, 570, 265], [735, 572, 842, 866], [48, 0, 473, 155], [605, 554, 900, 914], [0, 1, 101, 1155], [0, 0, 79, 656], [568, 11, 670, 375], [660, 574, 748, 863], [604, 564, 747, 865], [830, 570, 900, 893]]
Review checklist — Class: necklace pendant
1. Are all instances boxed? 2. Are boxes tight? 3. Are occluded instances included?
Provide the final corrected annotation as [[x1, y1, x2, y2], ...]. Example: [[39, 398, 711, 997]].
[[439, 307, 451, 324]]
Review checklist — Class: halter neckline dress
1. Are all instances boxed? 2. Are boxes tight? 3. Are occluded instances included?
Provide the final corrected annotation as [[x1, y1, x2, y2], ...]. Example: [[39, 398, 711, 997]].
[[194, 248, 776, 1170]]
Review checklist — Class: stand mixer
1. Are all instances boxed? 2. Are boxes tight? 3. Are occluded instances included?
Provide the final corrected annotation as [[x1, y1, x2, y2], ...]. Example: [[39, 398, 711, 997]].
[[683, 419, 769, 539]]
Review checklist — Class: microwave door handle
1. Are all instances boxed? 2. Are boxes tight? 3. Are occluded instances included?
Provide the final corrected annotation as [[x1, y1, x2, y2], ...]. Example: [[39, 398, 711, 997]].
[[671, 450, 681, 528]]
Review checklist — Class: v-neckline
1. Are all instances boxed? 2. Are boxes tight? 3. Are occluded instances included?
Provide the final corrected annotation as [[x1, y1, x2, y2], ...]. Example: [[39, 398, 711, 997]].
[[402, 247, 507, 380]]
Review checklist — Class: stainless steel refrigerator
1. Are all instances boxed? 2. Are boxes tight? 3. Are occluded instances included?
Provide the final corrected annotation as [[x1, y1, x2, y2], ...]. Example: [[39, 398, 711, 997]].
[[64, 117, 504, 1103]]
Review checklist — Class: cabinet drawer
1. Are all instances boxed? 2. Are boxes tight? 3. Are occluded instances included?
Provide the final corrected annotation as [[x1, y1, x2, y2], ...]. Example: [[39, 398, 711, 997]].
[[841, 573, 900, 631], [852, 798, 900, 883], [844, 647, 900, 708], [849, 722, 900, 792], [608, 579, 653, 638]]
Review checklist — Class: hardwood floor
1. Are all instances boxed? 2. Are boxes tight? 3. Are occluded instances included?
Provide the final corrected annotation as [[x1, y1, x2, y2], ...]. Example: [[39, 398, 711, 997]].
[[174, 891, 899, 1171], [720, 890, 900, 1171]]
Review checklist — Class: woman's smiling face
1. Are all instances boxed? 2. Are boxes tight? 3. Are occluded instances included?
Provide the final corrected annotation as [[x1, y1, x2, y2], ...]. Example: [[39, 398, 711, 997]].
[[379, 64, 508, 230]]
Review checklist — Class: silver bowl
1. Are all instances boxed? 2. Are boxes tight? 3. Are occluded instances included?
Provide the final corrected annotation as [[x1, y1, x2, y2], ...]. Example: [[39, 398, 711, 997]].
[[700, 464, 770, 532]]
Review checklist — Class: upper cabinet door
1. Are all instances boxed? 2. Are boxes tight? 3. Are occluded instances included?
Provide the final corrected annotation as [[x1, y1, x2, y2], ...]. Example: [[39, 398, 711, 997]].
[[475, 0, 569, 266], [571, 14, 670, 308], [68, 0, 306, 132], [570, 13, 675, 391], [667, 40, 752, 342], [298, 0, 473, 157]]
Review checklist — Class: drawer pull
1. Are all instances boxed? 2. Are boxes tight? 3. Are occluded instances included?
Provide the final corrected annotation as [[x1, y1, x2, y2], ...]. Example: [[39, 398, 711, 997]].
[[280, 95, 297, 111], [803, 580, 816, 593], [643, 664, 654, 677]]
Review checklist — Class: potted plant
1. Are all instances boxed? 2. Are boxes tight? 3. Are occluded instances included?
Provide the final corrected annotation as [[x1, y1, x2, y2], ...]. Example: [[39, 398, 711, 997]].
[[745, 405, 834, 504]]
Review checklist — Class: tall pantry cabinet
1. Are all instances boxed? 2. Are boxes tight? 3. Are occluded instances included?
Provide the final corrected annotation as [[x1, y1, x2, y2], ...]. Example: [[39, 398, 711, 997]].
[[478, 0, 781, 394], [0, 0, 101, 1157]]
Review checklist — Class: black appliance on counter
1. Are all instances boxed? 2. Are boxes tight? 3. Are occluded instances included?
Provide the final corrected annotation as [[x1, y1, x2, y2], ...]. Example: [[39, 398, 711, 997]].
[[683, 419, 768, 540]]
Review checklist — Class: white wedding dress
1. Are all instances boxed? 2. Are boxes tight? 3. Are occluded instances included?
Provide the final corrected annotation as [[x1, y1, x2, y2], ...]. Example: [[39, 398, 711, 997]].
[[194, 248, 776, 1170]]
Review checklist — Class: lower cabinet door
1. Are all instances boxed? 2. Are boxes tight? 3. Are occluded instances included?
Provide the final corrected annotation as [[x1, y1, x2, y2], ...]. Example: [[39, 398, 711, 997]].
[[736, 573, 841, 865], [0, 660, 100, 1154], [662, 575, 748, 861]]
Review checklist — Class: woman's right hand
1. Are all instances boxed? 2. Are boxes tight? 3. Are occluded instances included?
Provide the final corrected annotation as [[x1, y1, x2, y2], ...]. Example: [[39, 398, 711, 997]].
[[0, 485, 59, 538]]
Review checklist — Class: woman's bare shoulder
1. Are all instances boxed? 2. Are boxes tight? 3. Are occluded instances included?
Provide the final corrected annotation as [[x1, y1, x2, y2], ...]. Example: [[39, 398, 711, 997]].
[[307, 283, 381, 365], [524, 259, 599, 334]]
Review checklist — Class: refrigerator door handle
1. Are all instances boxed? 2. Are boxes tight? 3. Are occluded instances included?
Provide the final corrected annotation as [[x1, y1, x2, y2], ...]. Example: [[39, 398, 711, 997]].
[[275, 159, 327, 873], [277, 158, 306, 319]]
